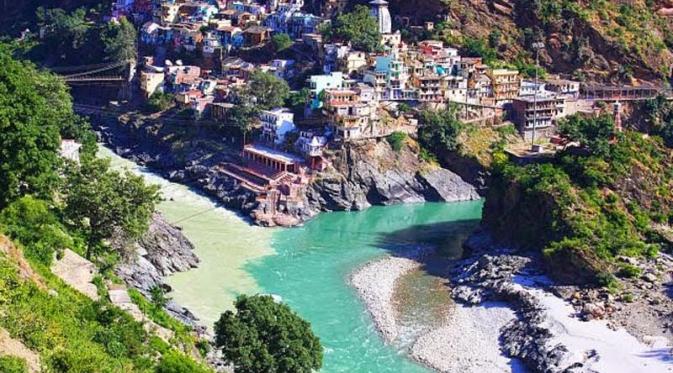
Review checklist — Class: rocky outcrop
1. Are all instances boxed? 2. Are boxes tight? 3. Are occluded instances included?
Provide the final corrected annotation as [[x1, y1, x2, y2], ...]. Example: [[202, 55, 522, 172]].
[[116, 213, 201, 326], [305, 141, 480, 213]]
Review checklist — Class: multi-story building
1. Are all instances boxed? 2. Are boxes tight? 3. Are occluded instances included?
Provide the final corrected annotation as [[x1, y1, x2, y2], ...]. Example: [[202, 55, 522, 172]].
[[488, 69, 521, 106], [260, 108, 296, 145], [322, 89, 373, 140], [308, 72, 344, 109], [512, 95, 565, 140]]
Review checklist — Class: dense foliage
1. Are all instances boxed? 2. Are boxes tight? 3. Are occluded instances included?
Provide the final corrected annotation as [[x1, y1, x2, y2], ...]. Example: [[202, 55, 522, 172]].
[[418, 106, 463, 155], [486, 115, 673, 284], [321, 5, 381, 53], [30, 7, 137, 66], [214, 295, 323, 373], [0, 45, 69, 208], [0, 356, 27, 373], [0, 44, 213, 372], [63, 158, 161, 259], [272, 33, 293, 52]]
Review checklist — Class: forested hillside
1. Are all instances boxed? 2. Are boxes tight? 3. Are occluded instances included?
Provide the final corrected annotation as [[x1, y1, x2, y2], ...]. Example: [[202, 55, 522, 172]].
[[312, 0, 673, 83]]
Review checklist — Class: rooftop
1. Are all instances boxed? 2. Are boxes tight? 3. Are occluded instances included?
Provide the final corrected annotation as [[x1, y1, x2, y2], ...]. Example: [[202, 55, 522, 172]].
[[244, 144, 304, 165]]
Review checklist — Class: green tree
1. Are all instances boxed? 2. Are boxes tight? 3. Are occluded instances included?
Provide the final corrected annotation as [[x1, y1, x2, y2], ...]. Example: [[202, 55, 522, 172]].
[[418, 107, 463, 154], [35, 7, 94, 65], [462, 37, 497, 65], [323, 5, 381, 52], [286, 88, 310, 117], [63, 158, 160, 259], [272, 33, 293, 52], [145, 92, 175, 113], [557, 114, 616, 157], [0, 45, 69, 208], [214, 295, 323, 373], [240, 70, 290, 110], [101, 17, 137, 63]]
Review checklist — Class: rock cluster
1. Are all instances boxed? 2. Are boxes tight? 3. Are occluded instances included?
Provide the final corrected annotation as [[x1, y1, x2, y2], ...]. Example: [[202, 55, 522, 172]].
[[115, 213, 201, 326], [451, 233, 585, 372]]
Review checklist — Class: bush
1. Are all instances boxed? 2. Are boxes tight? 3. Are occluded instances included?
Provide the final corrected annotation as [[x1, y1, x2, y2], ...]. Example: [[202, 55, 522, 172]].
[[155, 351, 210, 373], [617, 264, 642, 278], [272, 33, 293, 52], [145, 93, 174, 113], [0, 196, 73, 265], [386, 132, 407, 152], [0, 356, 28, 373]]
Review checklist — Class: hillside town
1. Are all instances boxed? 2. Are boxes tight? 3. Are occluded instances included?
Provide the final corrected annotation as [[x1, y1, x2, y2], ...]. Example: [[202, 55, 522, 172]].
[[86, 0, 668, 225]]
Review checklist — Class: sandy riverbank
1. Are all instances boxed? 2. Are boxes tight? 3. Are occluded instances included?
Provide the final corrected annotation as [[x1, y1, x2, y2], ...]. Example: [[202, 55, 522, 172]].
[[350, 250, 523, 372]]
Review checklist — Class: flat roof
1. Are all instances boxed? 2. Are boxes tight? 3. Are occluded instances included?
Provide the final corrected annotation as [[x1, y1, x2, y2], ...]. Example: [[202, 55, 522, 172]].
[[244, 144, 304, 164]]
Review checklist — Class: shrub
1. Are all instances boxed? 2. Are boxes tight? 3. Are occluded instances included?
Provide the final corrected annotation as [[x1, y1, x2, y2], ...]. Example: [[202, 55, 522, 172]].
[[145, 93, 174, 113], [386, 132, 407, 152], [155, 351, 210, 373], [617, 264, 642, 278], [0, 196, 73, 265], [0, 356, 28, 373], [272, 33, 292, 52]]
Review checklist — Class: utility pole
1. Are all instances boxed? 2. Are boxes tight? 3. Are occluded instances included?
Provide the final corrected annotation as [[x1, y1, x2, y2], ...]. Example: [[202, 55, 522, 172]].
[[530, 42, 545, 150]]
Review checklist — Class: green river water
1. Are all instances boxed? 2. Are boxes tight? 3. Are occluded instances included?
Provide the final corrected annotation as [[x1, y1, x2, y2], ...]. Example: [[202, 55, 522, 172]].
[[101, 147, 483, 372]]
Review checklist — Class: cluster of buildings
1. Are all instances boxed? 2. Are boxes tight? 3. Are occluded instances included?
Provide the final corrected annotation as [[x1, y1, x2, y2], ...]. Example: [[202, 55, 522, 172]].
[[124, 0, 661, 222]]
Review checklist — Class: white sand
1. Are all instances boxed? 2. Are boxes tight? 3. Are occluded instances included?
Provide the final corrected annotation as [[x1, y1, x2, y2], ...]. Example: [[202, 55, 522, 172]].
[[512, 278, 673, 373], [411, 301, 525, 373]]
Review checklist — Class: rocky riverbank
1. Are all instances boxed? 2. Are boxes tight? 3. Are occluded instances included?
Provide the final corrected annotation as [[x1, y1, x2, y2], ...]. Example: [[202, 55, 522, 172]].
[[89, 112, 479, 227], [452, 230, 673, 372], [350, 247, 523, 372], [115, 213, 202, 327], [351, 228, 673, 372]]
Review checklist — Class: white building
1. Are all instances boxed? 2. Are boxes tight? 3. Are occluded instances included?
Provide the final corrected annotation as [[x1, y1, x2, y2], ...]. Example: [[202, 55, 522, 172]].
[[370, 0, 392, 34], [260, 108, 296, 145]]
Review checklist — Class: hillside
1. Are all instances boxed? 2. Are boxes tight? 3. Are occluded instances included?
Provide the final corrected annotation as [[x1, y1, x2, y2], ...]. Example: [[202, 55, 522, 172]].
[[483, 124, 673, 285], [316, 0, 673, 83]]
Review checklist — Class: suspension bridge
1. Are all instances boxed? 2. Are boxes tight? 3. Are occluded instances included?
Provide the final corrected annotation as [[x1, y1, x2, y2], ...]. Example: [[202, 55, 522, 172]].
[[50, 60, 136, 100]]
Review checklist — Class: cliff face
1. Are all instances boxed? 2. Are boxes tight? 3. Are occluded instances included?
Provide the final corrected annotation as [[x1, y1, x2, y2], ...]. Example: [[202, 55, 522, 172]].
[[304, 140, 480, 213], [481, 132, 673, 285]]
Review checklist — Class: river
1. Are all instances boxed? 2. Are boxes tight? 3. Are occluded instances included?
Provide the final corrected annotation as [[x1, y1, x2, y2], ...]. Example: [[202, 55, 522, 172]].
[[100, 146, 483, 372]]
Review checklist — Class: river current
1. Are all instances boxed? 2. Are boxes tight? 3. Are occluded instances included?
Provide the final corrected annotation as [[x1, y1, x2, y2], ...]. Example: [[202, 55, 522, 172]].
[[101, 147, 483, 372]]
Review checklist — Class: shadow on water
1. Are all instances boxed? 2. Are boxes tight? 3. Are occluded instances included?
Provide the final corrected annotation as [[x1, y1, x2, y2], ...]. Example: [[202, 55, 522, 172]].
[[374, 219, 481, 281]]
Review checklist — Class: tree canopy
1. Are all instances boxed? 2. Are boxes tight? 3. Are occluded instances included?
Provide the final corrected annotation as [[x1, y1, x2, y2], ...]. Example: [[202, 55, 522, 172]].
[[101, 17, 137, 63], [272, 33, 293, 52], [557, 114, 617, 157], [418, 106, 463, 154], [0, 45, 68, 208], [322, 5, 381, 53], [242, 70, 291, 110], [214, 295, 323, 373], [63, 158, 161, 258]]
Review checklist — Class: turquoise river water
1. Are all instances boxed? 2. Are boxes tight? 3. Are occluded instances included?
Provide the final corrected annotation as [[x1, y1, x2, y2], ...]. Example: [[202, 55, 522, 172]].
[[101, 147, 483, 372]]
